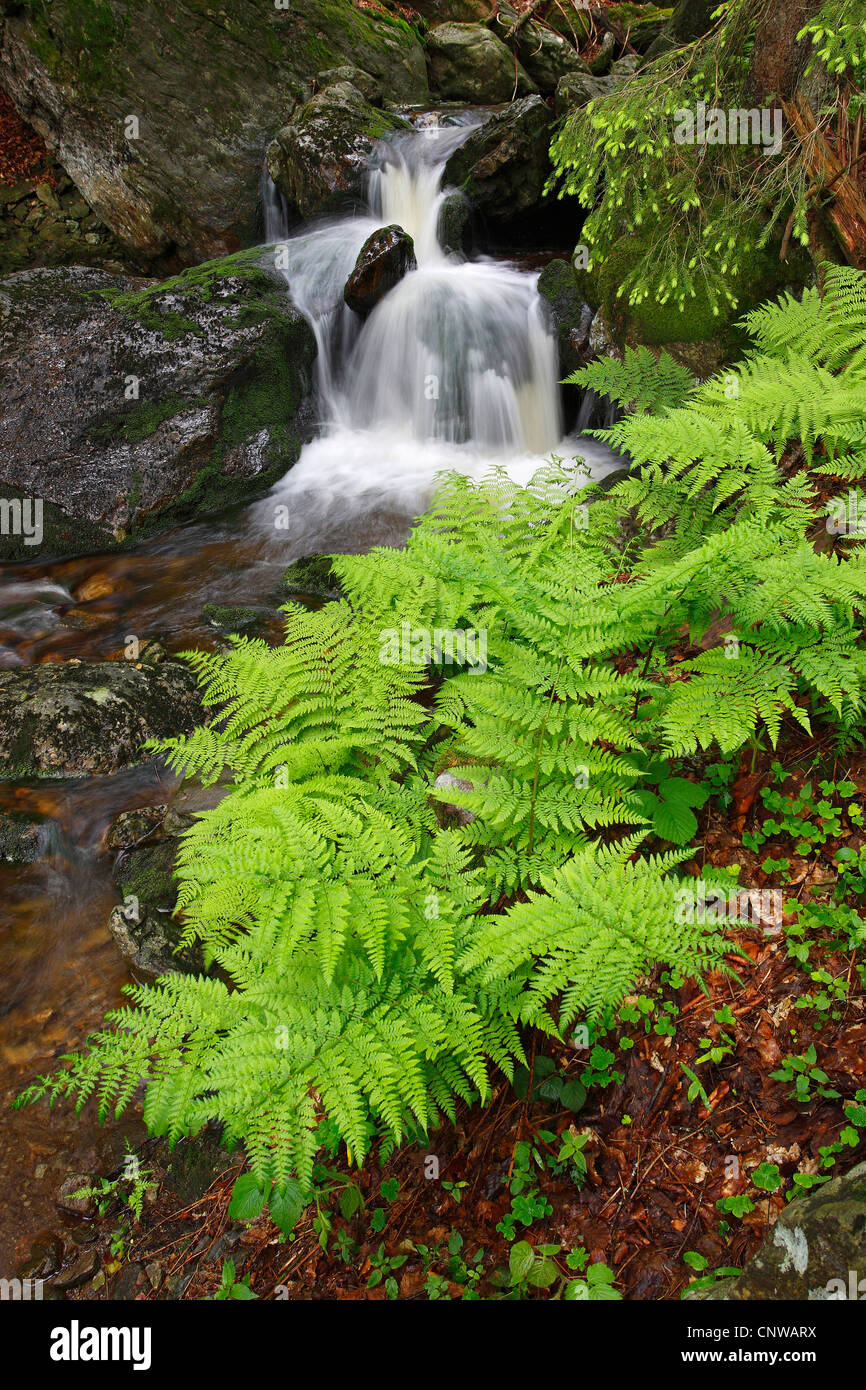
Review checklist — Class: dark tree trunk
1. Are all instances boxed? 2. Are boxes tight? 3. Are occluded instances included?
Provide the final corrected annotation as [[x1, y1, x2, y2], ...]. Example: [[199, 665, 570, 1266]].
[[749, 0, 824, 104]]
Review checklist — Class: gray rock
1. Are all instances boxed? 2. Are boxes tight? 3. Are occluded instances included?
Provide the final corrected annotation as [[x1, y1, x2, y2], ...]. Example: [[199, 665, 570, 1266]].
[[344, 224, 416, 317], [537, 258, 594, 383], [267, 84, 410, 222], [56, 1175, 95, 1217], [0, 0, 428, 262], [0, 809, 56, 862], [443, 95, 552, 220], [201, 603, 275, 635], [488, 7, 590, 95], [110, 832, 202, 982], [316, 66, 383, 104], [278, 554, 342, 602], [426, 22, 536, 103], [687, 1161, 866, 1300], [437, 190, 472, 256], [0, 253, 317, 554], [0, 659, 204, 778]]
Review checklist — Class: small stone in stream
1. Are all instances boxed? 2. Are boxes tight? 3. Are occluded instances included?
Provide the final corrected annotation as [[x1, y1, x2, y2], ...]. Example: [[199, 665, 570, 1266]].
[[50, 1247, 101, 1292], [107, 805, 168, 851], [344, 225, 416, 318], [17, 1232, 64, 1280], [278, 554, 342, 602], [0, 809, 55, 863], [201, 603, 274, 635], [56, 1175, 95, 1217]]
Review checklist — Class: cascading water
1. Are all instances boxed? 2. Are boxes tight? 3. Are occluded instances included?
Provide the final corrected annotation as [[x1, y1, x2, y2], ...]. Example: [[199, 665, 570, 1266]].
[[255, 112, 620, 544]]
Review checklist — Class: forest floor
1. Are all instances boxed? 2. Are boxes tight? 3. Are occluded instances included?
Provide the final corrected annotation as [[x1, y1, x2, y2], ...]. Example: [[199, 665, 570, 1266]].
[[59, 732, 866, 1301]]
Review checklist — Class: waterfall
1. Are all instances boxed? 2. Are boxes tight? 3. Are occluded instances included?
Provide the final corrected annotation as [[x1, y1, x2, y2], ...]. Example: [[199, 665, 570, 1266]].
[[255, 114, 621, 543]]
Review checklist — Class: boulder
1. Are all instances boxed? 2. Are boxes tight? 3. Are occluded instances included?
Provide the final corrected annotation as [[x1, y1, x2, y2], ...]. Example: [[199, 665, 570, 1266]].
[[438, 190, 472, 256], [266, 83, 410, 222], [109, 829, 202, 982], [0, 809, 56, 862], [687, 1161, 866, 1300], [0, 659, 203, 779], [201, 603, 276, 636], [316, 66, 383, 104], [278, 555, 343, 603], [344, 225, 417, 317], [443, 95, 552, 220], [426, 23, 536, 103], [0, 0, 428, 263], [488, 7, 590, 94], [537, 258, 595, 383], [0, 250, 317, 555], [603, 4, 674, 53], [554, 69, 619, 117], [410, 0, 493, 20]]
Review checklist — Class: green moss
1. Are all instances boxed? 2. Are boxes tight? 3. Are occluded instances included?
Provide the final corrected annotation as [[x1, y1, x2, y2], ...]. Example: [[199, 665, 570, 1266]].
[[19, 0, 129, 94], [98, 247, 276, 339], [87, 396, 194, 446], [580, 226, 808, 347]]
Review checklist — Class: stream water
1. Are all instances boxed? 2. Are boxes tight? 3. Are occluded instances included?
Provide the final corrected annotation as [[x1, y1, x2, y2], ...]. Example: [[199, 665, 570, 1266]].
[[0, 109, 622, 1269]]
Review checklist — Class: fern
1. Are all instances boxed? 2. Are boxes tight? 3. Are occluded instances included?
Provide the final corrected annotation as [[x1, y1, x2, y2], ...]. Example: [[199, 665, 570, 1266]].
[[18, 274, 866, 1205]]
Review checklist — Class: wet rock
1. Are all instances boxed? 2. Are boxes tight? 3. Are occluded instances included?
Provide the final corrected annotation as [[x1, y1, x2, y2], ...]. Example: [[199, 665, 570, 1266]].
[[0, 659, 203, 778], [110, 830, 201, 982], [553, 68, 623, 117], [687, 1161, 866, 1300], [278, 554, 343, 602], [201, 603, 275, 635], [106, 805, 168, 852], [0, 253, 317, 555], [0, 0, 427, 263], [317, 66, 383, 104], [267, 84, 410, 222], [443, 96, 552, 221], [426, 23, 536, 103], [437, 191, 471, 257], [0, 809, 56, 863], [17, 1231, 64, 1280], [56, 1175, 95, 1218], [51, 1247, 101, 1291], [488, 6, 590, 94], [112, 1262, 147, 1300], [537, 258, 595, 384], [344, 225, 417, 318]]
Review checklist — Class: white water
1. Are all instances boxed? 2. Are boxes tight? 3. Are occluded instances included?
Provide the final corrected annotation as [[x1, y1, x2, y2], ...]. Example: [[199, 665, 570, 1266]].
[[255, 114, 621, 543]]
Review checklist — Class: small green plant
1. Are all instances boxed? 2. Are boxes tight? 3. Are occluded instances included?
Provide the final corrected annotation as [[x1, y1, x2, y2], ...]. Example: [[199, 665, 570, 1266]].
[[211, 1258, 257, 1301], [769, 1046, 840, 1104], [366, 1243, 407, 1299]]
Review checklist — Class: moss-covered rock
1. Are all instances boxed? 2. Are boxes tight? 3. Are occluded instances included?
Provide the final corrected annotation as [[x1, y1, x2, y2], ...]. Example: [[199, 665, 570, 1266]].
[[110, 823, 202, 981], [686, 1160, 866, 1300], [0, 251, 317, 554], [426, 22, 536, 102], [267, 84, 410, 222], [576, 225, 809, 354], [488, 4, 590, 95], [537, 257, 594, 383], [443, 96, 553, 220], [0, 659, 203, 779], [201, 603, 274, 635], [0, 0, 428, 262], [278, 554, 342, 602]]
